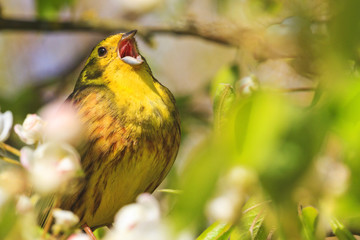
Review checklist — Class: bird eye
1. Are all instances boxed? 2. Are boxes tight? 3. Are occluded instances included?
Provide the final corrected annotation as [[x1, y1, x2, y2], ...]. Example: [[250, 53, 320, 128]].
[[98, 47, 107, 57]]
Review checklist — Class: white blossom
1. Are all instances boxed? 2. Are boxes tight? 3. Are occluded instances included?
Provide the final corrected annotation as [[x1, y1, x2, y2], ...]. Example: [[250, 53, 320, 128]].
[[114, 193, 161, 230], [316, 157, 350, 196], [16, 195, 33, 214], [206, 191, 240, 222], [0, 109, 13, 142], [206, 167, 257, 222], [105, 193, 168, 240], [14, 114, 45, 144], [20, 142, 81, 193], [236, 75, 259, 96], [52, 208, 79, 233], [40, 100, 82, 144], [105, 193, 194, 240], [67, 233, 91, 240]]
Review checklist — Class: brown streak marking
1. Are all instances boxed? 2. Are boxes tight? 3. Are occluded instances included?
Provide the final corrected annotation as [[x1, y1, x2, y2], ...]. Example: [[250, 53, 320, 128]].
[[90, 136, 102, 146], [96, 114, 105, 122], [109, 149, 126, 170], [78, 208, 86, 223], [109, 142, 117, 155], [92, 190, 102, 215], [70, 182, 88, 211], [106, 130, 116, 140], [102, 176, 108, 190]]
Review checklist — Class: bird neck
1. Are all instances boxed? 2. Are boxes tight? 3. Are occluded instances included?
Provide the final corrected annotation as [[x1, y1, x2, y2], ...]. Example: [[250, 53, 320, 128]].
[[106, 64, 159, 101]]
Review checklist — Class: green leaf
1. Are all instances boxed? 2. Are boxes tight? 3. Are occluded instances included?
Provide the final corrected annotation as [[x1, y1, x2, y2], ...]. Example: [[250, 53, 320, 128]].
[[237, 93, 328, 201], [94, 227, 107, 239], [237, 199, 268, 240], [213, 83, 235, 130], [330, 217, 356, 240], [299, 206, 319, 240], [218, 227, 234, 240], [210, 64, 239, 98], [197, 221, 231, 240]]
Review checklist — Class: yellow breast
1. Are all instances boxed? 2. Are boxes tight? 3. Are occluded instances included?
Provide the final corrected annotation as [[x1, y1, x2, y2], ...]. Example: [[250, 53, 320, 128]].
[[64, 76, 180, 228]]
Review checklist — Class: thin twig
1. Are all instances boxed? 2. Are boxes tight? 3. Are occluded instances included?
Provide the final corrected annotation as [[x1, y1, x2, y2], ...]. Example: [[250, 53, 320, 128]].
[[243, 200, 272, 214], [0, 142, 21, 157], [156, 189, 183, 194], [82, 224, 97, 240], [278, 87, 316, 93], [0, 156, 22, 166], [42, 196, 60, 239], [263, 87, 316, 94], [250, 208, 265, 237], [0, 17, 238, 47]]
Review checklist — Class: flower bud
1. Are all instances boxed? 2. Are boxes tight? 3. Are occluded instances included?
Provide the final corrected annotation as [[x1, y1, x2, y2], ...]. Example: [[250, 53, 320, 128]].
[[14, 114, 45, 144], [236, 75, 259, 96], [52, 208, 79, 234]]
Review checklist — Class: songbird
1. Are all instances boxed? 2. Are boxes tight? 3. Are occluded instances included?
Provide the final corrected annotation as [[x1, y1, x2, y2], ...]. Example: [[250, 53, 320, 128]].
[[41, 30, 181, 239]]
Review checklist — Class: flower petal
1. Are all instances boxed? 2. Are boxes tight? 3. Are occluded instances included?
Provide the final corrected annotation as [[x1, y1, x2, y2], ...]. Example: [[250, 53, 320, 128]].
[[0, 111, 13, 142], [26, 142, 81, 193], [20, 147, 34, 169], [14, 114, 44, 144]]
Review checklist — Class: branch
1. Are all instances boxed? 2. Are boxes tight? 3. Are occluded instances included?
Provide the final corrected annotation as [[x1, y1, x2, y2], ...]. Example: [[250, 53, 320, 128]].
[[278, 87, 316, 93], [0, 17, 240, 47]]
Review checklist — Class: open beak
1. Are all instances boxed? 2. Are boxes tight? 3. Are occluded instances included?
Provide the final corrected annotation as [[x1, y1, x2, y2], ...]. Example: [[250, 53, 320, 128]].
[[121, 30, 137, 41], [118, 30, 144, 66]]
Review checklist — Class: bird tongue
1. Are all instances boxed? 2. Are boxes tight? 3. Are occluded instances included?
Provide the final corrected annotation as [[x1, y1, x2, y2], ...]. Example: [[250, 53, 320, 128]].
[[118, 39, 143, 65], [119, 39, 136, 58]]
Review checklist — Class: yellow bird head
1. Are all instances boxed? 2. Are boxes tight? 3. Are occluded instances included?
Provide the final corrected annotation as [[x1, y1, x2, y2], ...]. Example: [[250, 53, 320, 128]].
[[75, 30, 154, 92]]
